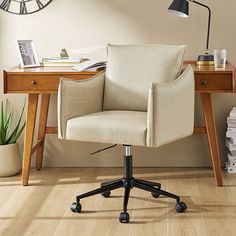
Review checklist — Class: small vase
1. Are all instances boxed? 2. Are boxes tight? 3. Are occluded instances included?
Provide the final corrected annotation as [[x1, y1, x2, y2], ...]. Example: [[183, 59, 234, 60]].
[[0, 143, 21, 177]]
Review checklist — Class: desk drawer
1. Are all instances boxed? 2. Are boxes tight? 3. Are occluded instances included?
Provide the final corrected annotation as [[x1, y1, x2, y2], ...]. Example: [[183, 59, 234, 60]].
[[5, 74, 95, 93], [195, 74, 232, 91]]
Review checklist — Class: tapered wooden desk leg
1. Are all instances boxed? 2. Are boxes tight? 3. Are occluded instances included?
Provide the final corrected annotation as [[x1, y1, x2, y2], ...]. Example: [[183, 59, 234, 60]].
[[22, 94, 39, 186], [36, 94, 50, 170], [201, 93, 223, 186]]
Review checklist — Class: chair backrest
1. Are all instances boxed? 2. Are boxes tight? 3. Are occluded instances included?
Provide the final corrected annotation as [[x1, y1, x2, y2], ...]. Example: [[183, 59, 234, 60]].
[[103, 44, 186, 111]]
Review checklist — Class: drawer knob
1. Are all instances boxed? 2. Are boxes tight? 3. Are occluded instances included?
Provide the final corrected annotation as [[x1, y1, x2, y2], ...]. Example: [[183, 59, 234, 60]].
[[200, 80, 207, 86], [31, 80, 37, 86]]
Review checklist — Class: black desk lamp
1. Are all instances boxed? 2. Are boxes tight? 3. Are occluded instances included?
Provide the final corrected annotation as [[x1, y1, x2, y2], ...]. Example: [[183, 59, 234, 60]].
[[168, 0, 214, 66]]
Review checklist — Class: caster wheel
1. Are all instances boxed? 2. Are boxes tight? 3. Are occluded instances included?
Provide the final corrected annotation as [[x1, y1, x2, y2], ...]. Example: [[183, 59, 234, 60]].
[[175, 202, 187, 213], [151, 192, 160, 198], [101, 191, 111, 198], [119, 212, 130, 223], [70, 202, 82, 213]]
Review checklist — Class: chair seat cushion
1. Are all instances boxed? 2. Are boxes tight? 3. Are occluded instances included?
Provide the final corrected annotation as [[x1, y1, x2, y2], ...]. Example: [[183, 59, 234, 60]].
[[66, 110, 147, 146]]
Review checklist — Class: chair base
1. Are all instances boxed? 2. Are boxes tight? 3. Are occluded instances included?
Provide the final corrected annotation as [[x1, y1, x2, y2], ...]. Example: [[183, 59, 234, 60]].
[[71, 145, 187, 223]]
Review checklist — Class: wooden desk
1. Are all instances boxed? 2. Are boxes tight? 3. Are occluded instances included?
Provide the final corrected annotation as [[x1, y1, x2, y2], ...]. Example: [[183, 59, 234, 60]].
[[3, 62, 235, 186]]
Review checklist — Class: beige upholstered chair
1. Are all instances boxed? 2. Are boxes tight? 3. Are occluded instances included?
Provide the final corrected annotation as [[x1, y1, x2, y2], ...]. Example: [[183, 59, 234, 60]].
[[58, 44, 194, 223]]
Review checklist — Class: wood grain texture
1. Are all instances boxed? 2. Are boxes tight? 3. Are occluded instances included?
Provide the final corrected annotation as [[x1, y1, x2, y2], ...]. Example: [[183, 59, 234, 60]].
[[184, 61, 235, 93], [5, 74, 98, 93], [4, 63, 235, 94], [36, 94, 50, 170], [4, 63, 234, 186], [194, 127, 207, 134], [233, 69, 236, 93], [21, 94, 39, 186], [1, 167, 236, 236], [200, 93, 223, 186], [31, 140, 42, 156], [45, 127, 58, 134], [195, 74, 232, 92], [4, 67, 99, 94]]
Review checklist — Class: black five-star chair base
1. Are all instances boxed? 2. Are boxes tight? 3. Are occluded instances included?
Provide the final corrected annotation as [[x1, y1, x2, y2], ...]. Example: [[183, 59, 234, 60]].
[[70, 145, 187, 223]]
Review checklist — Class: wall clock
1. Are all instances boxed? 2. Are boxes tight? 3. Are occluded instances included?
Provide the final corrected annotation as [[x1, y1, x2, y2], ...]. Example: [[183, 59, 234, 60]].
[[0, 0, 53, 15]]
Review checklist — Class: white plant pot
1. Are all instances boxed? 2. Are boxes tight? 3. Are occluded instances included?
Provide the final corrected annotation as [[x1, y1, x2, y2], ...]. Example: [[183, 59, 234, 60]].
[[0, 143, 21, 177]]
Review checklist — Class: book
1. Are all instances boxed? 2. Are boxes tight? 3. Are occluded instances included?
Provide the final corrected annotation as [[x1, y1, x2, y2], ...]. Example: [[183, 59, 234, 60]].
[[43, 62, 82, 66], [226, 131, 236, 138], [229, 150, 236, 156], [228, 124, 236, 128], [226, 139, 236, 151], [42, 57, 86, 67], [226, 137, 236, 145], [230, 137, 236, 145], [227, 152, 236, 162], [227, 117, 236, 125], [225, 139, 236, 153], [228, 123, 236, 128], [229, 107, 236, 118], [225, 165, 236, 173], [227, 127, 236, 132], [223, 107, 236, 172], [226, 161, 236, 167], [73, 59, 106, 72]]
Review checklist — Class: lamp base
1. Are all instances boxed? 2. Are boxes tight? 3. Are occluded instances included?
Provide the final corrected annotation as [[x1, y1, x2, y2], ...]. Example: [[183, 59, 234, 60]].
[[197, 54, 214, 66]]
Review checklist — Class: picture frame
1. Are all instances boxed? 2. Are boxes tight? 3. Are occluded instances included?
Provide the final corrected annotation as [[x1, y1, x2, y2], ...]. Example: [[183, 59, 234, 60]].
[[16, 40, 40, 68]]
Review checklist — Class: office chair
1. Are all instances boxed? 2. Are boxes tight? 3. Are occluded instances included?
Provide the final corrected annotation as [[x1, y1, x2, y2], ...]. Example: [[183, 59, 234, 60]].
[[58, 44, 194, 223]]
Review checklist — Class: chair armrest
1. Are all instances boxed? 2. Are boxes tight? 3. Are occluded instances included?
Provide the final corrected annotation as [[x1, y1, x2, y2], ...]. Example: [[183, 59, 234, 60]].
[[147, 65, 194, 147], [58, 71, 105, 139]]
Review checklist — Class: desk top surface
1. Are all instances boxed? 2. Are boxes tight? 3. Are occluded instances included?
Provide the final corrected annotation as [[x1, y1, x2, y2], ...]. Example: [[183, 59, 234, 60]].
[[184, 61, 234, 74], [5, 66, 98, 75], [4, 61, 234, 75]]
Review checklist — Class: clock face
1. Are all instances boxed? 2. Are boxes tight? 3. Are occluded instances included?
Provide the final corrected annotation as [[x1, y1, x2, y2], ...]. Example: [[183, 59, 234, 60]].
[[0, 0, 53, 15]]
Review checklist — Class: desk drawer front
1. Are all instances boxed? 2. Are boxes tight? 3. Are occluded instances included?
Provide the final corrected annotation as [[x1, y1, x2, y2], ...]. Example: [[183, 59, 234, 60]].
[[195, 74, 232, 91], [5, 74, 95, 93]]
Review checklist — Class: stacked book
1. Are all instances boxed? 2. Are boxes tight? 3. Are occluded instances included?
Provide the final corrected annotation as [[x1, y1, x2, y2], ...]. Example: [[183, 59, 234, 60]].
[[226, 107, 236, 173], [42, 57, 86, 67], [72, 59, 106, 72]]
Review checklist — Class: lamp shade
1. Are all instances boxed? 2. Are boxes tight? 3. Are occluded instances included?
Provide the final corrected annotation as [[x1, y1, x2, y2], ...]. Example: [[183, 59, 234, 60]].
[[168, 0, 189, 18]]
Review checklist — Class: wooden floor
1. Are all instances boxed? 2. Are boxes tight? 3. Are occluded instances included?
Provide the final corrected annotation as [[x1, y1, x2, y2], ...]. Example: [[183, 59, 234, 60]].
[[0, 167, 236, 236]]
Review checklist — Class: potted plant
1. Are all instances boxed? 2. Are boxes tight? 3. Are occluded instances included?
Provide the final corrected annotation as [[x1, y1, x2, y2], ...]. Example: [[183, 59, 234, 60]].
[[0, 100, 25, 177]]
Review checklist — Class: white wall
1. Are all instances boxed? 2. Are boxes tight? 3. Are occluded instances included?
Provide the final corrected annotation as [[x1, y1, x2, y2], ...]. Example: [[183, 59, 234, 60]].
[[1, 0, 236, 167]]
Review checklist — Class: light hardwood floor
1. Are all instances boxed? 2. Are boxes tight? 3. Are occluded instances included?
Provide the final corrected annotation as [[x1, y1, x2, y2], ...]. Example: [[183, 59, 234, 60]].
[[0, 167, 236, 236]]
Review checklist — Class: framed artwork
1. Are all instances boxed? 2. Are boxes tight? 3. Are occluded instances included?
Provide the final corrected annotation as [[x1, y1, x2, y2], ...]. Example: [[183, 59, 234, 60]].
[[16, 40, 40, 68]]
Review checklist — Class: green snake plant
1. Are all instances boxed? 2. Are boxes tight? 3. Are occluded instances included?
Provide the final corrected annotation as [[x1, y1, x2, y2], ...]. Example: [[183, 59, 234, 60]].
[[0, 100, 26, 145]]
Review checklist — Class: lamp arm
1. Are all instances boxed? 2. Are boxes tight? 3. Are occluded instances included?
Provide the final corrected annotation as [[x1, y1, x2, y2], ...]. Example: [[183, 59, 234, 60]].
[[190, 0, 211, 53]]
